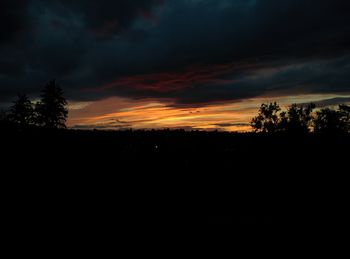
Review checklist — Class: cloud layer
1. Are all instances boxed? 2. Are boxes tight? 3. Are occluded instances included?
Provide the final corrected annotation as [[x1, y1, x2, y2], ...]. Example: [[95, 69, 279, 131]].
[[1, 0, 350, 107]]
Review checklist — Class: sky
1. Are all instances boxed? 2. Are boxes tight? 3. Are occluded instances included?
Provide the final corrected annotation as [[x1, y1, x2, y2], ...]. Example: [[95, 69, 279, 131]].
[[1, 0, 350, 131]]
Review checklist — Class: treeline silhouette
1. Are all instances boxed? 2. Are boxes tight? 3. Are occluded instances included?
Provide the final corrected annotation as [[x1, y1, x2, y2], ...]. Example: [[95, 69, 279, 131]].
[[251, 102, 350, 134]]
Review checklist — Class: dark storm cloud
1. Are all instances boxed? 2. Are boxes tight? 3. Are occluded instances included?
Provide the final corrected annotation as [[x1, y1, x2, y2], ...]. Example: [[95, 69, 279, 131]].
[[0, 0, 163, 100], [0, 0, 30, 44], [1, 0, 350, 105], [50, 0, 163, 39]]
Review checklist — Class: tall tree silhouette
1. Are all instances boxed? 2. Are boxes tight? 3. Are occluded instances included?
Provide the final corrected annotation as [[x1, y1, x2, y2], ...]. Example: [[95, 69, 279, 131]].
[[35, 80, 68, 129], [251, 103, 281, 133], [8, 93, 34, 128]]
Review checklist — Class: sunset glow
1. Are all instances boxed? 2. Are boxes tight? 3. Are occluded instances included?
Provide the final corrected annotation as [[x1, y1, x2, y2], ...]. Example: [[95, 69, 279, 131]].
[[2, 0, 350, 132], [68, 94, 350, 131]]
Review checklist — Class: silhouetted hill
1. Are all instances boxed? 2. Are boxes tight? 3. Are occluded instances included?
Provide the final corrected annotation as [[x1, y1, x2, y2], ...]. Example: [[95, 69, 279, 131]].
[[1, 128, 349, 226]]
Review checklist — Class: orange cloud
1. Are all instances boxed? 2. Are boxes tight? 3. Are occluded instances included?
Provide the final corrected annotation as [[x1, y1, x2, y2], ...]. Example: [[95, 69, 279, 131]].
[[68, 96, 254, 131], [68, 94, 350, 131]]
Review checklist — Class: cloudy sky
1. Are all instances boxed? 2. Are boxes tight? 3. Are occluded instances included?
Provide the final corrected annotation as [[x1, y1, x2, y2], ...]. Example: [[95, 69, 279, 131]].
[[1, 0, 350, 130]]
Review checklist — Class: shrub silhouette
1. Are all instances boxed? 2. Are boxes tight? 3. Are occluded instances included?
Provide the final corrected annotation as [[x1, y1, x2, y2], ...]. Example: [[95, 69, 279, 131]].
[[8, 93, 34, 128], [35, 80, 68, 129]]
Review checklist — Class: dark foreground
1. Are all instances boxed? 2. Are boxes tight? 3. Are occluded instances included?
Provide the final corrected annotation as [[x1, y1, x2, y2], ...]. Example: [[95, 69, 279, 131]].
[[1, 128, 349, 226]]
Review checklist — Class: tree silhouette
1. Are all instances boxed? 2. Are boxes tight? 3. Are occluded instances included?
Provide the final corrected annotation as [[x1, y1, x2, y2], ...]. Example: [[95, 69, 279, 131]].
[[339, 105, 350, 133], [280, 103, 315, 134], [313, 106, 347, 134], [35, 80, 68, 129], [8, 93, 34, 128], [251, 102, 281, 133]]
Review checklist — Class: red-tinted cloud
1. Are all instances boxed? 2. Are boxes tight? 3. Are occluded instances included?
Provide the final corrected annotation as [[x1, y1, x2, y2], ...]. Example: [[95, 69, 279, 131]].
[[85, 62, 258, 94]]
